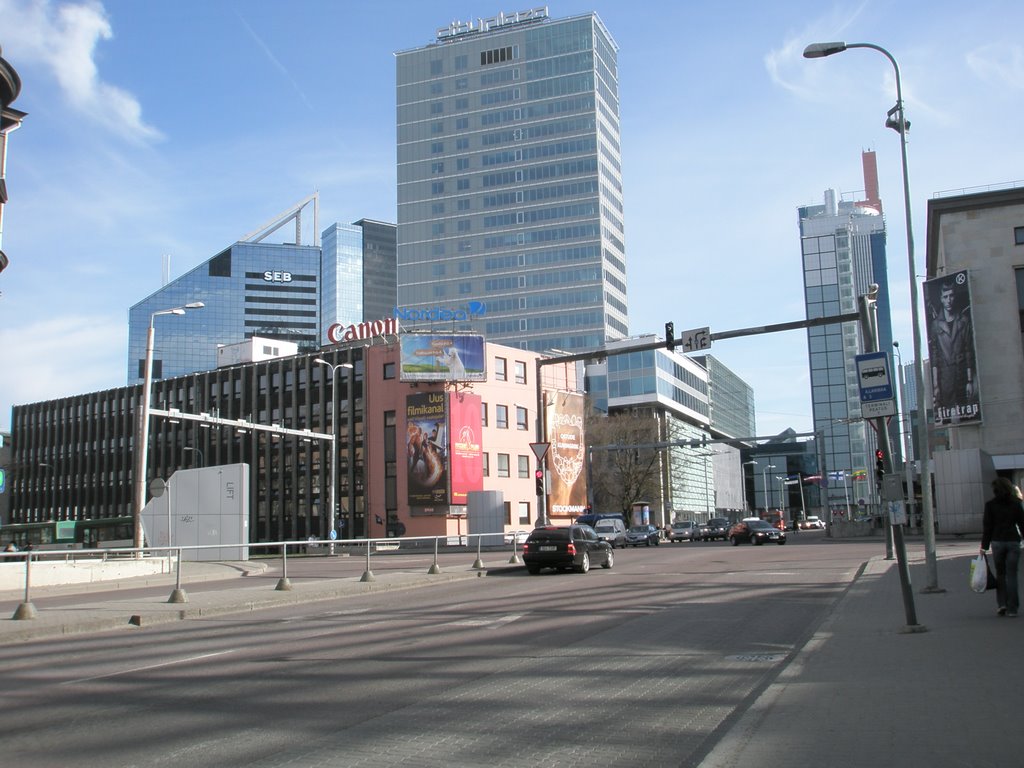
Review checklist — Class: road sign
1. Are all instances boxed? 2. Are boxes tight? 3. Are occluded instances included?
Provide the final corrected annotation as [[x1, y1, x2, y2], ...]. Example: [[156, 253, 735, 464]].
[[329, 529, 337, 540], [529, 442, 549, 462], [855, 351, 894, 402], [148, 477, 167, 497], [861, 399, 896, 418], [678, 326, 711, 353]]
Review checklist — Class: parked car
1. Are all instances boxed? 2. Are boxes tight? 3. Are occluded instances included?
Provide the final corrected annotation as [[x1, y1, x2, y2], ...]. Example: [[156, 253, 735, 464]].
[[626, 524, 662, 547], [575, 512, 628, 530], [522, 525, 614, 574], [728, 518, 787, 546], [669, 520, 697, 542], [799, 516, 826, 530], [593, 518, 628, 549], [504, 530, 531, 544], [702, 517, 731, 541]]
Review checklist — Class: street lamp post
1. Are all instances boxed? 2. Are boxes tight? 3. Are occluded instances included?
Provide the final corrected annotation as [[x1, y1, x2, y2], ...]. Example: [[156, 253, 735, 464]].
[[761, 464, 775, 513], [803, 40, 938, 591], [133, 301, 204, 551], [892, 341, 916, 528], [182, 446, 204, 468], [742, 459, 757, 514], [314, 358, 353, 553], [776, 476, 787, 526]]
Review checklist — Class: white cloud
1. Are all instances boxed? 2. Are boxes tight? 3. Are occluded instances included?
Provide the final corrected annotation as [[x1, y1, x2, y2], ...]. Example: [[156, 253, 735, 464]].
[[0, 314, 126, 431], [966, 43, 1024, 89], [0, 0, 162, 143]]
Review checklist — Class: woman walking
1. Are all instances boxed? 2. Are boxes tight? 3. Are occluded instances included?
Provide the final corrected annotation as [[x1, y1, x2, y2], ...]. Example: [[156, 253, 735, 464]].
[[980, 477, 1024, 617]]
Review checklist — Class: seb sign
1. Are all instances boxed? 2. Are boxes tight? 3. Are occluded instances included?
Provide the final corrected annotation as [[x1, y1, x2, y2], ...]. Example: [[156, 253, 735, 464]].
[[263, 271, 292, 283]]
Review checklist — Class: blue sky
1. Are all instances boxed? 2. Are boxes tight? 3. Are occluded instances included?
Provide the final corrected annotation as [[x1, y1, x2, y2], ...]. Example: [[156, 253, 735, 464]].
[[1, 0, 1022, 435]]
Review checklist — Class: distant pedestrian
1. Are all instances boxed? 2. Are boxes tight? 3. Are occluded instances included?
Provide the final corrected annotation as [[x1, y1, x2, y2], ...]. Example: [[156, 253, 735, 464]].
[[3, 541, 17, 553], [981, 477, 1024, 617]]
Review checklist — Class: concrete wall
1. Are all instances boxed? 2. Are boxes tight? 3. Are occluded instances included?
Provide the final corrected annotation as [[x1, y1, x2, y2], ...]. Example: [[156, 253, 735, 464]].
[[933, 448, 996, 534]]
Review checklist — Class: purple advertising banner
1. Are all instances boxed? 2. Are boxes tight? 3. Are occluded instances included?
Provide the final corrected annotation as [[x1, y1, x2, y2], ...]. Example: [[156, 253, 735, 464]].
[[406, 392, 449, 506], [924, 269, 982, 426]]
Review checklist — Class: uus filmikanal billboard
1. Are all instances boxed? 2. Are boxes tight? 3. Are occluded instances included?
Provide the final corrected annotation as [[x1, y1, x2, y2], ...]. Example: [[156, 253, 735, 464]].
[[545, 391, 587, 517], [406, 392, 448, 507]]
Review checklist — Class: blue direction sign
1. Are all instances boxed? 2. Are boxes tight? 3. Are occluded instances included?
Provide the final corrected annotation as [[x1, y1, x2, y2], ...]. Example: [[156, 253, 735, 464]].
[[855, 352, 894, 403]]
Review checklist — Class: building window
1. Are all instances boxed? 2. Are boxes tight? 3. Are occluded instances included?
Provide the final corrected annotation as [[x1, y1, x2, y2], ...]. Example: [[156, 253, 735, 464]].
[[516, 406, 528, 431], [496, 404, 508, 429], [456, 137, 470, 150], [514, 361, 526, 385], [518, 454, 530, 479], [457, 158, 470, 171], [482, 453, 489, 477], [457, 198, 470, 211], [480, 401, 488, 426], [430, 60, 442, 75], [497, 453, 510, 478], [383, 362, 395, 380], [455, 54, 468, 70], [457, 178, 470, 191], [518, 501, 530, 524], [456, 117, 469, 130], [431, 182, 444, 194], [431, 142, 444, 153], [430, 102, 443, 115], [495, 357, 507, 381], [1015, 226, 1024, 245], [431, 161, 444, 174]]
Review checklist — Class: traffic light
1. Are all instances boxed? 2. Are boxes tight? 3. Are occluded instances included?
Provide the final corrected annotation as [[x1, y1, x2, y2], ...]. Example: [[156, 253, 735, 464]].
[[535, 468, 545, 496], [875, 449, 885, 484], [665, 321, 675, 351]]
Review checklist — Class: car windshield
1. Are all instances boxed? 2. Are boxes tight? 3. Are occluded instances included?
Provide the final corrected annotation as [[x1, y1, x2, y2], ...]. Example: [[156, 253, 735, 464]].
[[747, 520, 773, 530], [628, 526, 650, 533], [594, 522, 616, 531], [673, 522, 693, 528]]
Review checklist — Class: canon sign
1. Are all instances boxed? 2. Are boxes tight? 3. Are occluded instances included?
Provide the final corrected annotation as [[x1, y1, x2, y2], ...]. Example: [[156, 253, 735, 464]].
[[326, 317, 398, 345]]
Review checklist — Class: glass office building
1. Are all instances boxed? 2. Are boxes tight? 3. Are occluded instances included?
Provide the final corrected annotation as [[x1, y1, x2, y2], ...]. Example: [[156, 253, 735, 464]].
[[128, 214, 396, 385], [798, 152, 896, 514], [395, 9, 628, 352]]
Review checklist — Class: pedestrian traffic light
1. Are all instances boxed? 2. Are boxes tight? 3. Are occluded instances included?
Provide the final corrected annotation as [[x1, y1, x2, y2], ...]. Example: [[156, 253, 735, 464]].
[[665, 321, 675, 351], [875, 449, 885, 483], [535, 468, 545, 496]]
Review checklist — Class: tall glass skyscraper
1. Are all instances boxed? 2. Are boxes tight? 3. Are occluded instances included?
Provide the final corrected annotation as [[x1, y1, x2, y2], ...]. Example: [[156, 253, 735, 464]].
[[395, 9, 628, 352], [128, 200, 395, 384], [798, 151, 896, 513]]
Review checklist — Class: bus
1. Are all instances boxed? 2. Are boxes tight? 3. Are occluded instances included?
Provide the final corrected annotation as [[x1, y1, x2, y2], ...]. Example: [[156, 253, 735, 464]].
[[0, 517, 134, 551]]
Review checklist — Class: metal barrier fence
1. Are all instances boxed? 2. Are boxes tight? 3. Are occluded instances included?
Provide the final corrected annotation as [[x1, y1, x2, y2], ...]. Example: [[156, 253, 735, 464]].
[[0, 530, 531, 621]]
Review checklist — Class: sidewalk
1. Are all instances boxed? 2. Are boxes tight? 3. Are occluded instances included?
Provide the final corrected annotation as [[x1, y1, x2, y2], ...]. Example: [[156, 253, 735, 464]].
[[698, 541, 1020, 767]]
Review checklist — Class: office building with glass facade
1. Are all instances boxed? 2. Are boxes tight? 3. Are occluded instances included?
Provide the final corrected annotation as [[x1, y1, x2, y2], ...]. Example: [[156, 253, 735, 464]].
[[584, 339, 758, 522], [798, 151, 896, 515], [128, 206, 396, 385], [395, 9, 628, 353]]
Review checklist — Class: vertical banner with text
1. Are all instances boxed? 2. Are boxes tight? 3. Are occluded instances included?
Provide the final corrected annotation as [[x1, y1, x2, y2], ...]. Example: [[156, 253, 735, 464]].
[[545, 391, 587, 517], [924, 269, 982, 426], [406, 392, 449, 506], [448, 391, 483, 505]]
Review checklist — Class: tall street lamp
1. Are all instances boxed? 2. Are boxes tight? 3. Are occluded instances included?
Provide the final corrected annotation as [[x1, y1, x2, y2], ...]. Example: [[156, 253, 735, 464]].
[[892, 341, 916, 528], [742, 459, 758, 514], [182, 446, 204, 468], [133, 301, 204, 551], [761, 464, 775, 513], [804, 40, 938, 591], [314, 358, 353, 552]]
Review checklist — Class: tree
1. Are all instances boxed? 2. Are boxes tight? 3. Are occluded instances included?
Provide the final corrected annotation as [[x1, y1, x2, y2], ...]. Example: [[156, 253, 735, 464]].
[[586, 406, 664, 517]]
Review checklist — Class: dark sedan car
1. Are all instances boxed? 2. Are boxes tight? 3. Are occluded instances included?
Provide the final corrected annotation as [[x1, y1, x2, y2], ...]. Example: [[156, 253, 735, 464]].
[[626, 524, 662, 547], [702, 517, 731, 541], [728, 518, 787, 546], [522, 525, 614, 574]]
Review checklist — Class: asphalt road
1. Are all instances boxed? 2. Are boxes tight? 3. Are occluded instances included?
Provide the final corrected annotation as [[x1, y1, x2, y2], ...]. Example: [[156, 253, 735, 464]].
[[0, 533, 883, 768]]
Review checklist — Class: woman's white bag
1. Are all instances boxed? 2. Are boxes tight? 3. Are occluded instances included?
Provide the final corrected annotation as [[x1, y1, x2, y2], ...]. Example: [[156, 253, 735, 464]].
[[970, 553, 990, 593]]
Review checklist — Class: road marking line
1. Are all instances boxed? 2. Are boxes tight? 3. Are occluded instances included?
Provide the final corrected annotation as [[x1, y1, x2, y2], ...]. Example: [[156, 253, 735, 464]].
[[60, 650, 236, 686]]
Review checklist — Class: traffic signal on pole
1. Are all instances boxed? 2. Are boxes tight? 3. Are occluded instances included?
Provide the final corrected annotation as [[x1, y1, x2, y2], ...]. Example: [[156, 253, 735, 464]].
[[875, 449, 885, 483], [665, 321, 675, 351], [535, 468, 545, 496]]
